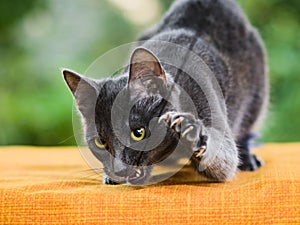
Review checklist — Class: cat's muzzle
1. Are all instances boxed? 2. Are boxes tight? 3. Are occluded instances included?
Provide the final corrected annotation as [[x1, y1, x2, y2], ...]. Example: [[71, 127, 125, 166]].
[[126, 168, 146, 184], [107, 166, 149, 185]]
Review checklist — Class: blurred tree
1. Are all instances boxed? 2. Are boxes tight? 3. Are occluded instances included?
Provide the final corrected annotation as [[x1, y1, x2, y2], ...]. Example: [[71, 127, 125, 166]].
[[0, 0, 136, 146], [238, 0, 300, 142], [159, 0, 173, 11], [0, 0, 46, 48]]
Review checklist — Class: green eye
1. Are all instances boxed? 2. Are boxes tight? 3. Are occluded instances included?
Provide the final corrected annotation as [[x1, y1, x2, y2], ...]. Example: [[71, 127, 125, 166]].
[[131, 127, 146, 141], [94, 137, 108, 149]]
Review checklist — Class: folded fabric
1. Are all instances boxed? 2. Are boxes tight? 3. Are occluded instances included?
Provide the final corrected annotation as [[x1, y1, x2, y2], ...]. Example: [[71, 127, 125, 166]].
[[0, 144, 299, 224]]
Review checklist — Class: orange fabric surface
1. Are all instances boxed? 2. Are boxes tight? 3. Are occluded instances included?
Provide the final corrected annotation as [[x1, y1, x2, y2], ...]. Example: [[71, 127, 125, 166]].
[[0, 144, 299, 225]]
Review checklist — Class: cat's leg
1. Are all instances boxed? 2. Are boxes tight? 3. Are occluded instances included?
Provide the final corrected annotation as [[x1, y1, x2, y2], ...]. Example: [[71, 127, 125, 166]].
[[236, 87, 267, 171], [237, 134, 263, 171], [160, 112, 239, 181]]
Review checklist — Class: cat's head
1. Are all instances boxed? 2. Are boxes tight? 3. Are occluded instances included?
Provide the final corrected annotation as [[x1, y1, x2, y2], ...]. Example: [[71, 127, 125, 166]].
[[63, 48, 181, 185]]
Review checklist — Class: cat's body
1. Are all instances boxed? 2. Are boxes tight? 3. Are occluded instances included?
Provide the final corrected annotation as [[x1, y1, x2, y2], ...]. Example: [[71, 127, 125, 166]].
[[63, 0, 268, 185], [139, 0, 268, 140]]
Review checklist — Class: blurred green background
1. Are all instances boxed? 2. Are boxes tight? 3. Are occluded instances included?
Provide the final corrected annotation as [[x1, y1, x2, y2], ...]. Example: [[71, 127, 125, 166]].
[[0, 0, 299, 146]]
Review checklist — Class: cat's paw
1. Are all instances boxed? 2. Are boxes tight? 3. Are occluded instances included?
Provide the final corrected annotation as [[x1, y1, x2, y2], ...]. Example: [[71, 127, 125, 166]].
[[159, 112, 208, 158]]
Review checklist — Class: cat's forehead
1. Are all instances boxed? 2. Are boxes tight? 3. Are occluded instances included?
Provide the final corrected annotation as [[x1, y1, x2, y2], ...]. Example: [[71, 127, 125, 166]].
[[94, 76, 166, 130], [98, 76, 127, 96], [95, 78, 125, 112], [94, 76, 128, 133]]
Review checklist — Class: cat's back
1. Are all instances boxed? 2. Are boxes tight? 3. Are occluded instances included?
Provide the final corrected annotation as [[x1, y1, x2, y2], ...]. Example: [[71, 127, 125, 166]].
[[141, 0, 251, 52], [140, 0, 266, 86]]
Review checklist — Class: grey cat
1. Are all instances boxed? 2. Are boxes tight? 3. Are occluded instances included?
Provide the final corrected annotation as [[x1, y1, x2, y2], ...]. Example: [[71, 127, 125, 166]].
[[63, 0, 268, 185]]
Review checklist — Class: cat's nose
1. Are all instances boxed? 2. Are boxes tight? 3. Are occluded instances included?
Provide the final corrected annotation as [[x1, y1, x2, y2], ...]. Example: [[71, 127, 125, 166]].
[[112, 159, 129, 177], [114, 169, 128, 177]]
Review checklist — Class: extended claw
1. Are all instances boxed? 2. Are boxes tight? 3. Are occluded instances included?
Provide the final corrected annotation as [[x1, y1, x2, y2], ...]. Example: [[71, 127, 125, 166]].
[[194, 145, 207, 158], [170, 117, 183, 129], [182, 126, 194, 138], [159, 114, 171, 124]]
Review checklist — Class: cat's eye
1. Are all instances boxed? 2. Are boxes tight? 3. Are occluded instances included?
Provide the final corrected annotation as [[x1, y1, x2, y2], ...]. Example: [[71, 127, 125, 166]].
[[94, 137, 108, 150], [131, 127, 146, 141]]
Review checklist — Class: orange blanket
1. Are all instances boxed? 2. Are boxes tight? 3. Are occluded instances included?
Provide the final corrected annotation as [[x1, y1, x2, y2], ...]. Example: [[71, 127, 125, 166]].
[[0, 144, 299, 224]]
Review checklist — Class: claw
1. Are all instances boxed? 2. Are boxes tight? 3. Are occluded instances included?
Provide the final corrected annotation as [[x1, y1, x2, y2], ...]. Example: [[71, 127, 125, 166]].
[[170, 117, 183, 129], [194, 145, 207, 158], [159, 114, 171, 124], [165, 114, 171, 123], [182, 126, 194, 137]]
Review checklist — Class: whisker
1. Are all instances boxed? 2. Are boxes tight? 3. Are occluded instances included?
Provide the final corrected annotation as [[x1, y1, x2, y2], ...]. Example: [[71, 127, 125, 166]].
[[77, 168, 104, 177], [71, 168, 104, 182], [58, 135, 75, 144]]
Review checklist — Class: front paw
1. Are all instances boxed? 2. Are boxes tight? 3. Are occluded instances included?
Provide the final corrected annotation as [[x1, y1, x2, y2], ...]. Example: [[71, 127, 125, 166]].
[[159, 112, 208, 158]]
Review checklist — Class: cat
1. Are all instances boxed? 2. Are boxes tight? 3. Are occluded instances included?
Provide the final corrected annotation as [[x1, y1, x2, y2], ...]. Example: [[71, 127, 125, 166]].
[[62, 0, 269, 185]]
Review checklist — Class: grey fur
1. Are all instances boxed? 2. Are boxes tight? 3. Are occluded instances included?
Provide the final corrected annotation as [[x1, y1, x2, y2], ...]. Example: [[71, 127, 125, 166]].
[[63, 0, 268, 185]]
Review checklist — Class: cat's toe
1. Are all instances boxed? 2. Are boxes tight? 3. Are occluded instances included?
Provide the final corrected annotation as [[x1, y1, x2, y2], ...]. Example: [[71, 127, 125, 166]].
[[193, 145, 207, 158], [159, 113, 171, 124], [181, 124, 199, 142], [254, 155, 264, 168], [238, 154, 264, 171], [170, 116, 184, 133]]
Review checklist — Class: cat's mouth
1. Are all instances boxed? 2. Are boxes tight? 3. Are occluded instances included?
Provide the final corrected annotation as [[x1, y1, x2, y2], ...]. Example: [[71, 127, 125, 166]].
[[126, 168, 147, 185], [105, 166, 150, 186]]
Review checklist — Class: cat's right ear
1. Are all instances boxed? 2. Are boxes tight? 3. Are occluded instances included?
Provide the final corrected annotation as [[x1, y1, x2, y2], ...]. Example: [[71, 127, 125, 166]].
[[128, 48, 167, 97], [129, 48, 166, 82], [62, 69, 98, 118]]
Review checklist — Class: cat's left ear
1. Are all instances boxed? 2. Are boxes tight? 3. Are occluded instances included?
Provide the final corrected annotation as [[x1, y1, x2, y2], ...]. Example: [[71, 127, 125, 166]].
[[62, 69, 98, 120], [128, 48, 167, 95]]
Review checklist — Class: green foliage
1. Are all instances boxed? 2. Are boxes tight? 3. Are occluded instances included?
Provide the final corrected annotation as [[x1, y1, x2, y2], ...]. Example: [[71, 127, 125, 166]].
[[0, 0, 136, 145], [237, 0, 300, 142], [0, 0, 299, 145]]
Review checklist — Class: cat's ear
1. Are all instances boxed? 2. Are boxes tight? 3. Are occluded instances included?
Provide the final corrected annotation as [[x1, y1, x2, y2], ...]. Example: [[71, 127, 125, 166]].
[[129, 47, 166, 82], [62, 69, 98, 119], [128, 48, 167, 96]]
